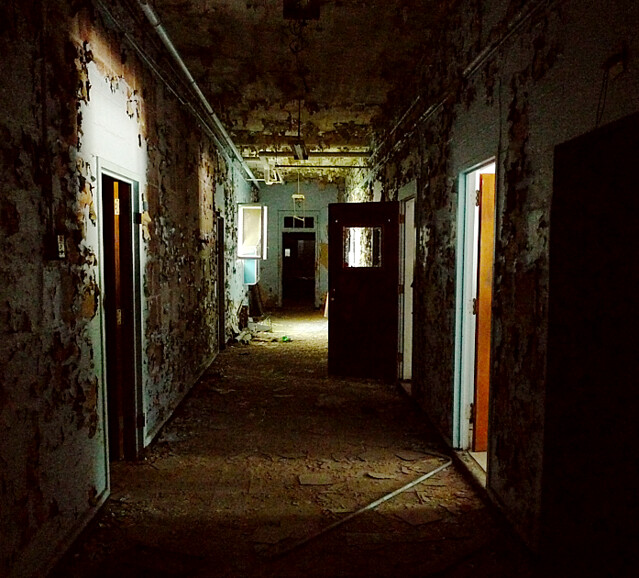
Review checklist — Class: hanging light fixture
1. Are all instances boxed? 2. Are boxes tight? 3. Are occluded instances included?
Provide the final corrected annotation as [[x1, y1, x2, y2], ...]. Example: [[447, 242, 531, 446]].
[[292, 98, 309, 160], [292, 173, 306, 223]]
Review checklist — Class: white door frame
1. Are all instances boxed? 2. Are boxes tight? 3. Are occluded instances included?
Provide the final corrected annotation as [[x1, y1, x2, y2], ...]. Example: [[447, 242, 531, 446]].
[[398, 181, 416, 382], [453, 160, 495, 449], [97, 158, 145, 457]]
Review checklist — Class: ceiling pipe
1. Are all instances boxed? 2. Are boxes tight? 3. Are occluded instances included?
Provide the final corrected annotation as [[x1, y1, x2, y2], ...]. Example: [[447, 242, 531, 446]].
[[275, 164, 368, 169], [137, 1, 256, 183], [246, 151, 371, 159], [367, 0, 556, 181], [94, 0, 237, 166]]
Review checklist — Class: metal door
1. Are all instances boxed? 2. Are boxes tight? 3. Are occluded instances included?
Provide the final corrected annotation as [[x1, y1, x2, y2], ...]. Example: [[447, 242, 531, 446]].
[[328, 202, 399, 382]]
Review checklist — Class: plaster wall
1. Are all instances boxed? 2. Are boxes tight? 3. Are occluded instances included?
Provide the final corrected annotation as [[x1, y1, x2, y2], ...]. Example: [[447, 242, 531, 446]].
[[258, 181, 338, 309], [216, 166, 255, 336], [374, 0, 639, 550], [0, 2, 252, 575]]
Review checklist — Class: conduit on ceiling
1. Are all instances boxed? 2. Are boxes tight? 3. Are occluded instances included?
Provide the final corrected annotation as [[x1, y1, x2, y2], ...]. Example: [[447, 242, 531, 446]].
[[136, 1, 256, 183]]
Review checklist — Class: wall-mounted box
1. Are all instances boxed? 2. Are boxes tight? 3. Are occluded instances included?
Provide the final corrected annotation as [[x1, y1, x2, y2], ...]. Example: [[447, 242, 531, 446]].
[[243, 258, 259, 285]]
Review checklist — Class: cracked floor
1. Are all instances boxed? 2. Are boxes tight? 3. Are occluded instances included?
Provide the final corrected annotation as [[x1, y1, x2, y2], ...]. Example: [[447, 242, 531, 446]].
[[51, 308, 537, 577]]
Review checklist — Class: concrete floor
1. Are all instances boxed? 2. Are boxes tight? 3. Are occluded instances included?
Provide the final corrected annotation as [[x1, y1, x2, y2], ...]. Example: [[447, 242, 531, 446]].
[[51, 308, 537, 577]]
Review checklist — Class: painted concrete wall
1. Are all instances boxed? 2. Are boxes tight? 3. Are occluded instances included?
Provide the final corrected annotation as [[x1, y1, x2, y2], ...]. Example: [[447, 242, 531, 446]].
[[0, 2, 252, 576], [364, 0, 639, 552], [258, 181, 339, 309], [216, 165, 257, 336]]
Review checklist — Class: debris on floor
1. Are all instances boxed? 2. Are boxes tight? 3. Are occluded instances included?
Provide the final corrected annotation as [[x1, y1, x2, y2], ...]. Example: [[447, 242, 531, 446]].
[[51, 308, 536, 578], [298, 473, 335, 486]]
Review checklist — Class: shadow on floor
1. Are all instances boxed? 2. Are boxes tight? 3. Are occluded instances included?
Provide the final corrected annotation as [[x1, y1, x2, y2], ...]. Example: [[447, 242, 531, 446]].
[[51, 308, 537, 577]]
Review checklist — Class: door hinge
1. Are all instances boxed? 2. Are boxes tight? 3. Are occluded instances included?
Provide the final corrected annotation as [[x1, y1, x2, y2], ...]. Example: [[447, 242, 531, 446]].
[[399, 214, 405, 224], [116, 308, 122, 326], [469, 403, 475, 423], [475, 189, 481, 207], [137, 413, 146, 429], [472, 298, 478, 315], [114, 198, 120, 216], [398, 284, 404, 295]]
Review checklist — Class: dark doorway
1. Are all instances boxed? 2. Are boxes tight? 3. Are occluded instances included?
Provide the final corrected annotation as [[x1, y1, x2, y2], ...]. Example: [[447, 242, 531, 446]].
[[282, 231, 315, 306], [542, 112, 639, 574], [102, 174, 137, 460], [328, 202, 399, 382]]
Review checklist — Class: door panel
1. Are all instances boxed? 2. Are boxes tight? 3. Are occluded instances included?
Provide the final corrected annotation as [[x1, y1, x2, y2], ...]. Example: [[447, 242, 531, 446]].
[[328, 202, 399, 382], [473, 173, 495, 452], [542, 113, 639, 571]]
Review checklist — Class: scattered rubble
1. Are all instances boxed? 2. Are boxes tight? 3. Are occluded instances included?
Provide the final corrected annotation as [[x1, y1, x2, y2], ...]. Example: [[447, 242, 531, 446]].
[[51, 310, 536, 578]]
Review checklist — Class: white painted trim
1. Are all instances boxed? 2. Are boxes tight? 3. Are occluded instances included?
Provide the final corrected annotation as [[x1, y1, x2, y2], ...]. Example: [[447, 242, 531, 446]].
[[399, 196, 416, 381], [40, 487, 110, 578], [398, 179, 417, 201]]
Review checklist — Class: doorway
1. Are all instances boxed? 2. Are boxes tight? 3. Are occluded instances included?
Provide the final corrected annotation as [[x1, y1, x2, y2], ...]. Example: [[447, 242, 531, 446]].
[[282, 231, 316, 306], [454, 161, 496, 462], [100, 169, 143, 460]]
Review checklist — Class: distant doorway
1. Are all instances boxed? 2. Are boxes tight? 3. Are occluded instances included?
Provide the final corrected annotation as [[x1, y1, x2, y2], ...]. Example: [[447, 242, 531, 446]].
[[282, 231, 316, 306], [454, 161, 496, 458]]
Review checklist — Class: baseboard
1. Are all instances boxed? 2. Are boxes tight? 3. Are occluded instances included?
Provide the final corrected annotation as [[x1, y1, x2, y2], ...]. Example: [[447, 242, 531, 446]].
[[143, 351, 218, 447], [29, 485, 110, 578]]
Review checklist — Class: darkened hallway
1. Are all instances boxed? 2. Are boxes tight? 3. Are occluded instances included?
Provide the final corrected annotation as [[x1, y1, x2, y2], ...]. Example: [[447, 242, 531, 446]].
[[51, 310, 534, 577], [4, 2, 639, 575]]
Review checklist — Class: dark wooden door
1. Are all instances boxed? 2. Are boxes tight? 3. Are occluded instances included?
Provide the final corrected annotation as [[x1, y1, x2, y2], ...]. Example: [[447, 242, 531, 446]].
[[102, 174, 136, 460], [542, 113, 639, 574], [328, 202, 399, 382]]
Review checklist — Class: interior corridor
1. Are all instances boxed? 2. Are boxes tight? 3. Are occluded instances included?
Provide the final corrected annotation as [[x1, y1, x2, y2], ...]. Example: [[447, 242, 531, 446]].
[[52, 309, 535, 577]]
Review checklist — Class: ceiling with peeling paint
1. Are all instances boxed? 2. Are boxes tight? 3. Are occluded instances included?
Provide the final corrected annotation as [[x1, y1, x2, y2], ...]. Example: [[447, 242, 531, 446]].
[[145, 0, 445, 182]]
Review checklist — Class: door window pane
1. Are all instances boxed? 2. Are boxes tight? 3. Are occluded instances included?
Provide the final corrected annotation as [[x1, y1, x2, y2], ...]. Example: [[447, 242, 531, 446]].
[[343, 227, 382, 268]]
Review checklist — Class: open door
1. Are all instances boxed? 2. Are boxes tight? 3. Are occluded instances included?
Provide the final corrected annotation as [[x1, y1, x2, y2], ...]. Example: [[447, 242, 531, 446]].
[[328, 202, 399, 382], [399, 197, 416, 381], [472, 173, 495, 452], [102, 174, 138, 460], [455, 162, 495, 457]]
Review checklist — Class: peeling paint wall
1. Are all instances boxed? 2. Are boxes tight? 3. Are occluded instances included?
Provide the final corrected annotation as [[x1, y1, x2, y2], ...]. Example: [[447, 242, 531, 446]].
[[258, 181, 339, 308], [370, 0, 639, 551], [0, 1, 252, 576], [215, 163, 256, 337]]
